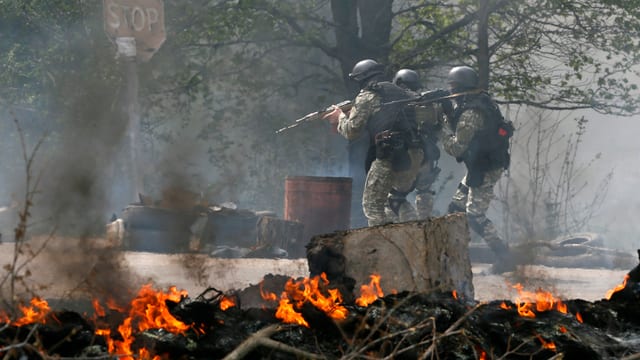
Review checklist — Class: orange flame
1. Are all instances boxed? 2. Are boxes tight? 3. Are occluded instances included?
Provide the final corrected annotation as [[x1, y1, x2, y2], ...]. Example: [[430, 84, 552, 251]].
[[95, 284, 192, 359], [479, 350, 487, 360], [535, 334, 557, 351], [260, 273, 348, 327], [511, 283, 568, 318], [605, 275, 629, 300], [14, 297, 51, 326], [92, 298, 106, 318], [356, 273, 383, 307], [139, 348, 163, 360], [275, 293, 309, 327], [559, 325, 567, 333], [106, 297, 127, 313], [260, 282, 278, 302], [576, 312, 583, 323], [452, 290, 458, 300], [220, 296, 236, 311], [95, 328, 111, 337], [129, 284, 190, 333], [556, 301, 568, 314], [516, 301, 536, 318], [499, 301, 512, 310]]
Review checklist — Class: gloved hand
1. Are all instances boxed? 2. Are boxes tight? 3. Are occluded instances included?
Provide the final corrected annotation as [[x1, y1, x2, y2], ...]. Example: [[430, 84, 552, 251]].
[[322, 105, 346, 133]]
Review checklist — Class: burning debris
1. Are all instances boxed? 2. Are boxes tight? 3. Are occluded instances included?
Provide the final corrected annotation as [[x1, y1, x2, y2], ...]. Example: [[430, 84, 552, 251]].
[[106, 188, 302, 258], [0, 250, 639, 359]]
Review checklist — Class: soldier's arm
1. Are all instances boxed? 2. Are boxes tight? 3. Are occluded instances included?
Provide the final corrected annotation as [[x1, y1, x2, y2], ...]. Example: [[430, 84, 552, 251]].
[[442, 109, 484, 158], [337, 90, 379, 140]]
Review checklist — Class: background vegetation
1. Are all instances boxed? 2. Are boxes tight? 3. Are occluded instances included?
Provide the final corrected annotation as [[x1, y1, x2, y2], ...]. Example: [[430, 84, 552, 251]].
[[1, 0, 639, 246]]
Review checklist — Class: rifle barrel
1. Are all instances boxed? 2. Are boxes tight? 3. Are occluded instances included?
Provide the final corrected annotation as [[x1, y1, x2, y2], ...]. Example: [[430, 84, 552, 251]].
[[275, 100, 352, 134]]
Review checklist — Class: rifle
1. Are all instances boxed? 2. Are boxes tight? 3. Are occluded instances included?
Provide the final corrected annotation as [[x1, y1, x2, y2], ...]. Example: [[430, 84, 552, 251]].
[[378, 88, 483, 108], [275, 100, 353, 134]]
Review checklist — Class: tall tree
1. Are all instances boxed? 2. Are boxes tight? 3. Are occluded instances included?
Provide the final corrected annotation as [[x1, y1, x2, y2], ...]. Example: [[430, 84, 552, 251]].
[[391, 0, 640, 114], [2, 0, 640, 227]]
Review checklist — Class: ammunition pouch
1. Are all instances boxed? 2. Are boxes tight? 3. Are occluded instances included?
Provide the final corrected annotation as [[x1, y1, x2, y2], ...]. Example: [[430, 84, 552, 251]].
[[374, 130, 411, 171], [374, 130, 402, 160]]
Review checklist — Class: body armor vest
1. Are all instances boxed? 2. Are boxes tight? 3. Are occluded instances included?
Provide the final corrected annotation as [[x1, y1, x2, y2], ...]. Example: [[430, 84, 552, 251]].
[[365, 81, 417, 139], [363, 81, 421, 172], [452, 92, 513, 185]]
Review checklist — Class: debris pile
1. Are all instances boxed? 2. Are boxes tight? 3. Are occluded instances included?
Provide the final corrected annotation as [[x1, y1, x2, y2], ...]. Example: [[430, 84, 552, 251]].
[[106, 188, 302, 257], [0, 262, 639, 359]]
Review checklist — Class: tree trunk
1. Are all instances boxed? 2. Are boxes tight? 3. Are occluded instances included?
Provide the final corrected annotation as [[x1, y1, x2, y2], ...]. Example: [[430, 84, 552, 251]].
[[477, 0, 491, 90], [329, 0, 395, 228], [330, 0, 394, 93], [306, 213, 475, 301]]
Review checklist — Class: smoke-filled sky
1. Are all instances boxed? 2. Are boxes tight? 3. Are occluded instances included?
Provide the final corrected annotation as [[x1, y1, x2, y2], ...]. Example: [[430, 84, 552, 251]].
[[1, 2, 640, 306], [577, 112, 640, 250]]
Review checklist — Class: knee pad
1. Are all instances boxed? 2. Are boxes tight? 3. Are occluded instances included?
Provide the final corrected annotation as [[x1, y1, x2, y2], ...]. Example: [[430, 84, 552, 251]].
[[388, 195, 408, 216]]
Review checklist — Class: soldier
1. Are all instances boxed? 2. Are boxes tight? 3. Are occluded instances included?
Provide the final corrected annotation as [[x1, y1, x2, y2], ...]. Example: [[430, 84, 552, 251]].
[[323, 59, 424, 226], [440, 65, 516, 273], [385, 69, 446, 222]]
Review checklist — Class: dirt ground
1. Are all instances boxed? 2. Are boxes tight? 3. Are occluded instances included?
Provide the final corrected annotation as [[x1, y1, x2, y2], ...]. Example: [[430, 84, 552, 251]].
[[0, 241, 630, 304]]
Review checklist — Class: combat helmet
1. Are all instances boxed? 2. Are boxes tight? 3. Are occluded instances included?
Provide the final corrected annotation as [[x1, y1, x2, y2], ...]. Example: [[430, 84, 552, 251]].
[[393, 69, 421, 91], [349, 59, 385, 83], [447, 66, 479, 93]]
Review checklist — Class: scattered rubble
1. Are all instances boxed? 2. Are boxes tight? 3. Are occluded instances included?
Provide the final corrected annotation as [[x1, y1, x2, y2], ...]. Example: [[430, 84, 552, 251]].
[[1, 268, 639, 359], [106, 189, 302, 258]]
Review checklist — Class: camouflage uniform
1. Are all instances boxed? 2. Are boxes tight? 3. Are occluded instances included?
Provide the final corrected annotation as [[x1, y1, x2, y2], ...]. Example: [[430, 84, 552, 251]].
[[385, 102, 443, 222], [338, 89, 424, 226], [441, 106, 510, 256], [413, 103, 444, 218]]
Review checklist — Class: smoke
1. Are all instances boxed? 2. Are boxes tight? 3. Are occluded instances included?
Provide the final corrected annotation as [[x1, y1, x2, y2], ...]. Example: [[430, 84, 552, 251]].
[[22, 64, 145, 300], [0, 7, 147, 300], [42, 88, 128, 235]]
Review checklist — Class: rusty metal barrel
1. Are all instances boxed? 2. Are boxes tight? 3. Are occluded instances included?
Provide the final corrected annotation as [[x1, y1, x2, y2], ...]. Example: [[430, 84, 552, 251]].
[[284, 176, 352, 256]]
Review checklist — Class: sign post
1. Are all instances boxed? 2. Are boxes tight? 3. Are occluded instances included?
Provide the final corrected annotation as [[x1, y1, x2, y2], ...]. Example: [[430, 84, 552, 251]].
[[103, 0, 165, 200], [103, 0, 166, 62]]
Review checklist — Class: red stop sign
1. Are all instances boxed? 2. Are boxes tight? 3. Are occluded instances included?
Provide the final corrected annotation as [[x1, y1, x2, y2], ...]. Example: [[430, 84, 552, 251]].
[[103, 0, 166, 62]]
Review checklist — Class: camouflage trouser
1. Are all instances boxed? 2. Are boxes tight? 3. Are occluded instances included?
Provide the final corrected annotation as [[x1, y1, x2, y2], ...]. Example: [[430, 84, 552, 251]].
[[448, 168, 509, 255], [384, 160, 437, 222], [385, 193, 416, 223], [364, 148, 424, 226], [413, 160, 438, 219]]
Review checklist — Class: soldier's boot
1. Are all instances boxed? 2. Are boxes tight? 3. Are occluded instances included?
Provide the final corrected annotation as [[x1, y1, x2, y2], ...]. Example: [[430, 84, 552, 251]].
[[486, 238, 517, 274], [467, 214, 517, 274], [447, 182, 469, 214]]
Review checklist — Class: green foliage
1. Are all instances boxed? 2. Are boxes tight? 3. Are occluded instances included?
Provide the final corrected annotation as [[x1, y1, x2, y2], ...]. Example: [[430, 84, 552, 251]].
[[2, 0, 639, 217], [0, 0, 120, 110], [390, 0, 640, 115]]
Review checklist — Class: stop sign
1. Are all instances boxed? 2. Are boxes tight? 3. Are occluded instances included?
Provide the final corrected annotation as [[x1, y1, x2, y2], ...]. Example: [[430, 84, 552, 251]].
[[103, 0, 165, 62]]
